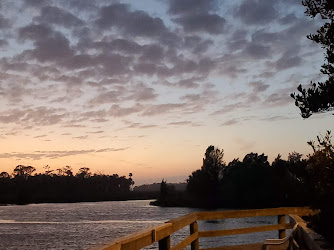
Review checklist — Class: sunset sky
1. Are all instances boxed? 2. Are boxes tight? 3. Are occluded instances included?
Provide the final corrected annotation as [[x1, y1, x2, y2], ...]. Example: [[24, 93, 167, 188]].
[[0, 0, 333, 185]]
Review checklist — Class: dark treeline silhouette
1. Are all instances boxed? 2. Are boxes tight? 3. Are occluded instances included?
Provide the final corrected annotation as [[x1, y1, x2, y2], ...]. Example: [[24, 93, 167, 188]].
[[153, 132, 334, 240], [0, 165, 155, 204], [153, 147, 309, 208]]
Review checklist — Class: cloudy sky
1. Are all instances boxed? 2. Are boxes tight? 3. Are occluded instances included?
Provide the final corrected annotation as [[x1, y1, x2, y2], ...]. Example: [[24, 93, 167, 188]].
[[0, 0, 332, 184]]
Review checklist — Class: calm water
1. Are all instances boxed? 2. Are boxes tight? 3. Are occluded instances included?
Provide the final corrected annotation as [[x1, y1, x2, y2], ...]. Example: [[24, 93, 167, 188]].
[[0, 200, 278, 249]]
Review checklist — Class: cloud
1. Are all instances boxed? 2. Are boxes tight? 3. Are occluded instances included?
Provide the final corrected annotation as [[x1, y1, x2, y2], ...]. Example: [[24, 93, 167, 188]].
[[275, 54, 302, 71], [221, 118, 239, 126], [168, 0, 225, 34], [127, 84, 158, 102], [173, 13, 225, 34], [167, 121, 201, 127], [211, 102, 247, 115], [237, 0, 278, 25], [34, 6, 84, 27], [33, 134, 47, 138], [260, 115, 293, 122], [142, 103, 186, 116], [263, 87, 295, 107], [24, 0, 47, 7], [96, 3, 169, 38], [73, 135, 88, 140], [0, 15, 11, 29], [18, 24, 74, 63], [0, 148, 129, 160], [243, 42, 271, 59], [123, 121, 158, 129], [168, 0, 217, 15], [248, 81, 269, 92], [0, 107, 67, 126], [0, 39, 8, 47]]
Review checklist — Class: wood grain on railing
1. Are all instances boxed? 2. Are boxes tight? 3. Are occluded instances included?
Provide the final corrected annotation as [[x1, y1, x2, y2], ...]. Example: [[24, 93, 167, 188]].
[[92, 207, 317, 250], [198, 223, 292, 238]]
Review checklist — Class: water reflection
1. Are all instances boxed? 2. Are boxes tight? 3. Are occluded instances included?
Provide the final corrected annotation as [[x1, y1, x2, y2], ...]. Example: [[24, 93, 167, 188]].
[[0, 200, 277, 249]]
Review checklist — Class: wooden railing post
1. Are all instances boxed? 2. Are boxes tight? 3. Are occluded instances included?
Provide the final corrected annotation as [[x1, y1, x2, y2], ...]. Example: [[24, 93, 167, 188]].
[[190, 221, 199, 250], [277, 215, 286, 239], [158, 235, 170, 250]]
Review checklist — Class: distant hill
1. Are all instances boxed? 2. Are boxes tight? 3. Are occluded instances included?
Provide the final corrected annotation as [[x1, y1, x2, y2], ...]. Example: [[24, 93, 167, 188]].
[[133, 182, 187, 192]]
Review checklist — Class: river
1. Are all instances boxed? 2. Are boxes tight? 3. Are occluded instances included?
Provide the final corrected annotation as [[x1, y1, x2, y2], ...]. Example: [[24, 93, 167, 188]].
[[0, 200, 279, 249]]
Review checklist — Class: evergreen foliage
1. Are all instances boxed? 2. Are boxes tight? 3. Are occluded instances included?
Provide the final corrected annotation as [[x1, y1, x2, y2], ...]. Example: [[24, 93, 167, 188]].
[[291, 0, 334, 118]]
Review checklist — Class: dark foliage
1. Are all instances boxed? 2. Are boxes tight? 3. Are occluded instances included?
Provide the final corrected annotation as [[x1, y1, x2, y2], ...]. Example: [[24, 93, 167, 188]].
[[155, 146, 311, 209], [0, 166, 135, 204], [305, 131, 334, 240], [291, 0, 334, 118], [187, 146, 225, 207]]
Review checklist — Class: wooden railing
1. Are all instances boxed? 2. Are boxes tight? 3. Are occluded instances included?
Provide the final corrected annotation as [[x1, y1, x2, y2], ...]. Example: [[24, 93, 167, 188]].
[[92, 207, 318, 250]]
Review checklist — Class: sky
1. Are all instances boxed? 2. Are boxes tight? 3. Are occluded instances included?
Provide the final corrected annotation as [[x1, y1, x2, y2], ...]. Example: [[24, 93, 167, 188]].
[[0, 0, 333, 185]]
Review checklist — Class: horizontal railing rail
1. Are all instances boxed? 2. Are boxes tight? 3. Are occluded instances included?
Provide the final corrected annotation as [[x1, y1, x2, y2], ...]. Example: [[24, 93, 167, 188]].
[[92, 207, 318, 250]]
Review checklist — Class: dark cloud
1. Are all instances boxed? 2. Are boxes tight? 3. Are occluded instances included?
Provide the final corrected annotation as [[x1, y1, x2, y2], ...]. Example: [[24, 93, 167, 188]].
[[237, 0, 278, 25], [18, 23, 53, 41], [279, 14, 299, 25], [275, 55, 302, 71], [35, 6, 84, 27], [173, 13, 225, 34], [168, 0, 217, 15], [0, 15, 11, 29], [127, 84, 158, 102], [227, 29, 248, 51], [19, 24, 73, 63], [24, 0, 47, 7], [168, 0, 225, 34], [243, 43, 271, 59], [0, 39, 8, 47], [96, 3, 169, 37], [91, 38, 142, 55], [184, 36, 213, 53], [251, 29, 281, 45], [248, 81, 269, 92]]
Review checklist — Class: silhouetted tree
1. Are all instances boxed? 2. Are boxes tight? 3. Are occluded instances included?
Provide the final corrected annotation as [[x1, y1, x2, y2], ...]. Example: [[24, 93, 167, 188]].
[[13, 165, 36, 179], [305, 131, 334, 240], [187, 146, 225, 207], [76, 167, 91, 178], [43, 165, 53, 175], [0, 172, 10, 178], [307, 130, 334, 195], [291, 0, 334, 118], [0, 165, 135, 204]]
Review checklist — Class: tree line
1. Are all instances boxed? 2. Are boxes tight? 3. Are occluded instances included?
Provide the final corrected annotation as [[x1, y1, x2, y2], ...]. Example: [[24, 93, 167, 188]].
[[153, 131, 334, 240], [0, 166, 136, 204]]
